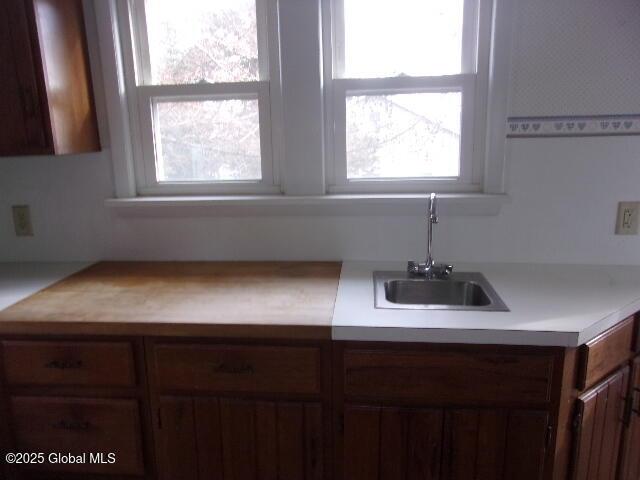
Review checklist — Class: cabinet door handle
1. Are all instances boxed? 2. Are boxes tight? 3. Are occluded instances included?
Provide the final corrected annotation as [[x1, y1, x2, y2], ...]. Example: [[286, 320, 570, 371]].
[[212, 362, 254, 374], [52, 420, 91, 431], [20, 87, 36, 118], [45, 359, 83, 370]]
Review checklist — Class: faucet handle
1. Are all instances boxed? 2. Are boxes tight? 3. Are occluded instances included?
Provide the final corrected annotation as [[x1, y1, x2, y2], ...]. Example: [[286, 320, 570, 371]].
[[438, 264, 454, 278], [406, 261, 453, 279], [407, 261, 420, 275]]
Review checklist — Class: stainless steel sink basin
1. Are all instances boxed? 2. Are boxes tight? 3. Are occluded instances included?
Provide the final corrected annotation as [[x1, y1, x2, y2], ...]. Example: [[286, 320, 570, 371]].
[[373, 271, 509, 311]]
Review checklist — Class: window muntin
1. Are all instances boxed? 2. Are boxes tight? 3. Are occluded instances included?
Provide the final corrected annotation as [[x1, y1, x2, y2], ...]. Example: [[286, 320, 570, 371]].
[[124, 0, 278, 194], [328, 0, 482, 193]]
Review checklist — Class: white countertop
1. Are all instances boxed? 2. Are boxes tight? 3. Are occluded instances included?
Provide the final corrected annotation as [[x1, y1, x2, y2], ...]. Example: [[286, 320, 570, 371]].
[[333, 261, 640, 346], [0, 262, 90, 311]]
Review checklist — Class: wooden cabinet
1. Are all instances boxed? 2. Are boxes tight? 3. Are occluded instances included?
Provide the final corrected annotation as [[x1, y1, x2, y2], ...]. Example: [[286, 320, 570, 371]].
[[571, 366, 630, 480], [147, 339, 332, 480], [0, 338, 153, 479], [157, 397, 323, 480], [10, 396, 145, 475], [1, 314, 640, 479], [342, 347, 556, 405], [444, 409, 549, 480], [153, 343, 321, 394], [335, 343, 558, 480], [578, 315, 635, 390], [2, 340, 136, 387], [0, 0, 100, 156], [0, 0, 47, 155], [566, 316, 640, 480], [343, 405, 549, 480], [619, 356, 640, 480], [343, 406, 444, 480]]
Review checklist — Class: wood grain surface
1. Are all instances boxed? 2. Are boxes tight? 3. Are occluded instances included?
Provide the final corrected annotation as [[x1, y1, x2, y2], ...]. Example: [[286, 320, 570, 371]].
[[578, 315, 635, 390], [0, 262, 342, 339]]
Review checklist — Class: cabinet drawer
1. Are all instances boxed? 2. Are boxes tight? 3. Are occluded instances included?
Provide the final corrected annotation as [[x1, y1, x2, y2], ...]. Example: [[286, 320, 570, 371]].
[[154, 344, 321, 395], [578, 316, 635, 390], [10, 396, 145, 475], [343, 349, 555, 405], [1, 340, 136, 387]]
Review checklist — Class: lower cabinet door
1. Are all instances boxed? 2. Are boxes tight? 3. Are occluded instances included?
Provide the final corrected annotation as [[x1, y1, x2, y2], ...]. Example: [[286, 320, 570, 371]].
[[619, 357, 640, 480], [443, 409, 549, 480], [342, 405, 550, 480], [156, 396, 324, 480], [571, 366, 630, 480], [343, 405, 444, 480], [9, 396, 145, 476]]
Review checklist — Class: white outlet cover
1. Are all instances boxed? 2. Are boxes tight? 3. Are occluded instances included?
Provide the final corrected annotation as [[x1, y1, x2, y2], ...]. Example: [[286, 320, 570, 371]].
[[615, 202, 639, 235], [11, 205, 34, 237]]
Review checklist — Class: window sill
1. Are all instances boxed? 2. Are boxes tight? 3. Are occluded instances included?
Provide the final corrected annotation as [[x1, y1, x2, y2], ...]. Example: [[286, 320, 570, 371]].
[[104, 193, 509, 217]]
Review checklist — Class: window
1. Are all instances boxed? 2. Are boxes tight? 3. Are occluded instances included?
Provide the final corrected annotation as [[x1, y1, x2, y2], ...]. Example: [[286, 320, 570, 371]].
[[325, 0, 491, 193], [102, 0, 506, 202], [121, 0, 280, 194]]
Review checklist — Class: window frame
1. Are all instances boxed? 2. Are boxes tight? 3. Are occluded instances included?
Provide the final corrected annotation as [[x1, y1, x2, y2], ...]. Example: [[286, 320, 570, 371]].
[[323, 0, 492, 194], [117, 0, 283, 195], [95, 0, 511, 206]]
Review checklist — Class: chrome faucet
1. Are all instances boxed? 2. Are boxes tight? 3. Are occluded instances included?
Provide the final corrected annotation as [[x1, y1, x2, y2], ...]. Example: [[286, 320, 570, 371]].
[[407, 193, 453, 279]]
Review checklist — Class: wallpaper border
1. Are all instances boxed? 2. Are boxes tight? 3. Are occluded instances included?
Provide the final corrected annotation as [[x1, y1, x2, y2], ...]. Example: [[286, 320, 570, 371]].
[[506, 114, 640, 138]]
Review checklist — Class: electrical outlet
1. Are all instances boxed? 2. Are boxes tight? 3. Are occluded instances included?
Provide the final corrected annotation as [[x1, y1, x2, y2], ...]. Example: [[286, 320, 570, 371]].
[[615, 202, 639, 235], [12, 205, 33, 237]]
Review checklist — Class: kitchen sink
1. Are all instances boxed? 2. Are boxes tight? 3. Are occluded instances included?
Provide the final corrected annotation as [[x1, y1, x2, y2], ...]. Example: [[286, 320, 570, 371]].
[[373, 271, 509, 311]]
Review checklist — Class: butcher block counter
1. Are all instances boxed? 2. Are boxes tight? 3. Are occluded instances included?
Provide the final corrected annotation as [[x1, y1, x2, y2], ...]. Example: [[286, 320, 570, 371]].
[[0, 261, 342, 339]]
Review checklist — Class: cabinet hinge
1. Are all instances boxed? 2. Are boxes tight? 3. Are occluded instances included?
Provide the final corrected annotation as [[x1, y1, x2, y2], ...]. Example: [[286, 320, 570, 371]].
[[623, 393, 634, 426], [572, 410, 583, 432]]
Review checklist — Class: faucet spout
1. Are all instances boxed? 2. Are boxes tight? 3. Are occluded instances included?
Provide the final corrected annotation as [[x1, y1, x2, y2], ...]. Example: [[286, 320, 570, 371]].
[[408, 193, 453, 279], [428, 192, 438, 223], [426, 193, 437, 268]]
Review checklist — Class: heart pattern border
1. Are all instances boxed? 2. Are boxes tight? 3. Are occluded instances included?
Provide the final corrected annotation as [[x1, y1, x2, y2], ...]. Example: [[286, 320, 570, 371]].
[[507, 115, 640, 138]]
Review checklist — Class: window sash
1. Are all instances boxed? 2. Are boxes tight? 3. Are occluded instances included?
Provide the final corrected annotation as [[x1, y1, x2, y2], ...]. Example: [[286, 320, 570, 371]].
[[325, 0, 485, 194], [328, 75, 479, 193], [135, 82, 277, 195], [120, 0, 280, 195], [330, 0, 479, 78], [129, 0, 271, 85]]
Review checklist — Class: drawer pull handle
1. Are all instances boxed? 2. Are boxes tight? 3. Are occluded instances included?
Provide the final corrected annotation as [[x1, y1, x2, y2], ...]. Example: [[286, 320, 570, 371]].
[[212, 362, 254, 375], [52, 420, 91, 431], [45, 360, 83, 370]]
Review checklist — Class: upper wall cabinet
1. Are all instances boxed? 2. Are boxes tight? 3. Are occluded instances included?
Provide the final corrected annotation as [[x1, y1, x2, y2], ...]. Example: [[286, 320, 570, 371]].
[[0, 0, 100, 156]]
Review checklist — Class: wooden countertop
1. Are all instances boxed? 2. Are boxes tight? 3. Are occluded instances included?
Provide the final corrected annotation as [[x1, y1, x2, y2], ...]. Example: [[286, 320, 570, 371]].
[[0, 262, 342, 340]]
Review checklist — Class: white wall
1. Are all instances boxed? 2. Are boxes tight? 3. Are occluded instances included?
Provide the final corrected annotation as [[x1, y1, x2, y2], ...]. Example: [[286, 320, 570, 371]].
[[1, 0, 640, 265], [509, 0, 640, 116]]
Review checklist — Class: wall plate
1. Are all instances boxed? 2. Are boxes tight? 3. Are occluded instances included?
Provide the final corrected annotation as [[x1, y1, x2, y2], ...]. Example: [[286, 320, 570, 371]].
[[12, 205, 34, 237], [615, 202, 639, 235]]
